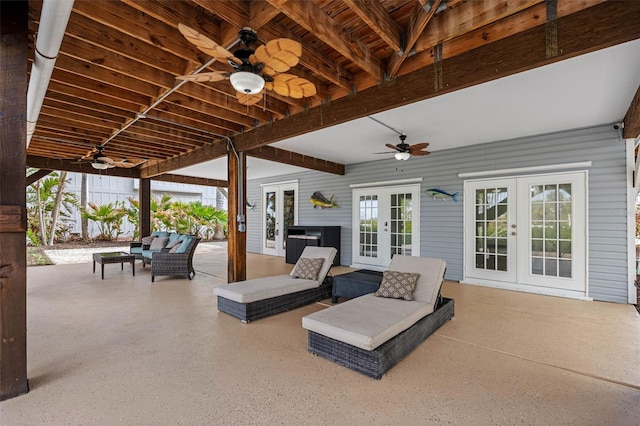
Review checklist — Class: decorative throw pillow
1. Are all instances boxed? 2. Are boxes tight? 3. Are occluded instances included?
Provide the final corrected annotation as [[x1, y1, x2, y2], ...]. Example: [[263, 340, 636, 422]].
[[166, 240, 181, 249], [293, 258, 324, 280], [169, 244, 181, 253], [141, 235, 155, 245], [375, 271, 420, 301], [149, 236, 169, 250]]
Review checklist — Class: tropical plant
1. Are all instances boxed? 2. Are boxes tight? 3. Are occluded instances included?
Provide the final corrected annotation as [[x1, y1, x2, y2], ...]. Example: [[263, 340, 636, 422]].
[[26, 170, 78, 245], [81, 201, 127, 240], [125, 197, 140, 240], [188, 201, 228, 239]]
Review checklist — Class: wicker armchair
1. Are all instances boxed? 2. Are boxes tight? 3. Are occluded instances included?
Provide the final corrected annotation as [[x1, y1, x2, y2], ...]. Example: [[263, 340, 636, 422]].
[[150, 237, 201, 282]]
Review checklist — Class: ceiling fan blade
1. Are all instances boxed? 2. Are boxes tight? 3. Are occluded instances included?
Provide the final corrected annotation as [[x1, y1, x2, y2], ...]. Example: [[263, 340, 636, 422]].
[[178, 23, 241, 65], [236, 92, 263, 106], [408, 142, 430, 151], [411, 150, 432, 156], [254, 38, 302, 75], [270, 74, 316, 98], [112, 161, 137, 168], [385, 143, 401, 152], [176, 72, 228, 82], [372, 151, 395, 154], [97, 156, 115, 164]]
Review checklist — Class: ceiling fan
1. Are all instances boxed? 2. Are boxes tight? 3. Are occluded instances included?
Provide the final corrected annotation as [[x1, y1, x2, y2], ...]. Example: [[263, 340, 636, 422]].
[[176, 25, 317, 106], [89, 146, 141, 170], [375, 134, 431, 161]]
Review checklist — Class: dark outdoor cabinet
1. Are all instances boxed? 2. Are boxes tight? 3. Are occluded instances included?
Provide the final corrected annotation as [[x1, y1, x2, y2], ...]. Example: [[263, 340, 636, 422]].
[[285, 226, 341, 266]]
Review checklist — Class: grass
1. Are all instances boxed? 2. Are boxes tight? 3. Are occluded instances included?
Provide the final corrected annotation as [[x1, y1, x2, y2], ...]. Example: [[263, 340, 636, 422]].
[[27, 247, 54, 266]]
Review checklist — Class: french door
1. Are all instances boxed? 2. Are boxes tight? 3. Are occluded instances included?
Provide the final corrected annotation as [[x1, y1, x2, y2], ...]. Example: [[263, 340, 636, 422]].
[[262, 182, 297, 257], [352, 184, 420, 269], [464, 172, 587, 298]]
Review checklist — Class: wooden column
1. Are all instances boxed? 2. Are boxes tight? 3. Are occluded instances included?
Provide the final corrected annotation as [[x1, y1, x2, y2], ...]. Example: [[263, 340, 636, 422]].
[[139, 178, 151, 238], [0, 0, 29, 401], [227, 150, 247, 283]]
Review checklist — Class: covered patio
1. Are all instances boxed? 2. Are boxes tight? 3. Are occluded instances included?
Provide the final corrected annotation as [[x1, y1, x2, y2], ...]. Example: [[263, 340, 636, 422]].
[[1, 250, 639, 424]]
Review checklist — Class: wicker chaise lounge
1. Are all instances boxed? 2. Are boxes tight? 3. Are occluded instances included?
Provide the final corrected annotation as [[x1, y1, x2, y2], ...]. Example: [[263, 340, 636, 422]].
[[214, 246, 337, 323], [302, 255, 454, 379]]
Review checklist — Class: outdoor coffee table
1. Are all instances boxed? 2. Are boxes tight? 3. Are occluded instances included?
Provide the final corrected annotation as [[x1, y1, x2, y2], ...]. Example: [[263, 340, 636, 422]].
[[332, 270, 383, 303], [93, 252, 136, 280]]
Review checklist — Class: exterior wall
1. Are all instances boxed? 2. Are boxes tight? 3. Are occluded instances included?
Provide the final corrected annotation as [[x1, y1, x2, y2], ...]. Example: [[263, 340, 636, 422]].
[[246, 125, 629, 303], [63, 173, 225, 238]]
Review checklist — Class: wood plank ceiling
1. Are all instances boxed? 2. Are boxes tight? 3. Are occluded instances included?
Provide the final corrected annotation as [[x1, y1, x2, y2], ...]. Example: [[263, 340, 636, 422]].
[[26, 0, 640, 182]]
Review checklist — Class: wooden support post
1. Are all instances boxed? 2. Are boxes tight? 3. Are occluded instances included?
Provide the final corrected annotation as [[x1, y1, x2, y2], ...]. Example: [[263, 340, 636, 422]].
[[227, 149, 247, 283], [0, 0, 29, 401], [139, 178, 151, 238]]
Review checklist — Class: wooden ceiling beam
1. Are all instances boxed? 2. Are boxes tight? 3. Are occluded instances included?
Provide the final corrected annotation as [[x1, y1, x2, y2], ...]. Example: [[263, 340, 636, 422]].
[[61, 14, 189, 77], [246, 146, 345, 175], [178, 83, 273, 123], [623, 84, 640, 139], [27, 156, 141, 179], [46, 80, 143, 113], [26, 169, 53, 187], [49, 68, 152, 107], [139, 142, 229, 178], [153, 174, 228, 188], [266, 0, 384, 81], [259, 23, 354, 91], [230, 1, 640, 152], [153, 101, 242, 133], [60, 36, 176, 90], [414, 0, 545, 53], [387, 0, 441, 78], [72, 0, 209, 65], [400, 0, 607, 77], [52, 54, 160, 99], [343, 0, 403, 53], [249, 1, 281, 31]]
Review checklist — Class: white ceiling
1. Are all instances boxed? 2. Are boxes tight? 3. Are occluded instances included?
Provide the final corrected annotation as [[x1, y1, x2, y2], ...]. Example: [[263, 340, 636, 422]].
[[174, 39, 640, 182]]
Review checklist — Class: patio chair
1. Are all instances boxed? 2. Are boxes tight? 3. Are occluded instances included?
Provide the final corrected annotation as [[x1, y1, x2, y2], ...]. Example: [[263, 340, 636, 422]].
[[302, 255, 454, 379], [213, 246, 338, 323], [150, 236, 201, 282]]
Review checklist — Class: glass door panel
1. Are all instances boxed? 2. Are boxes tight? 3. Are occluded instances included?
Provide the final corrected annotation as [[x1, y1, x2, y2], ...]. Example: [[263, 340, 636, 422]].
[[264, 190, 276, 251], [262, 183, 298, 257], [466, 173, 586, 296], [352, 184, 420, 269], [465, 179, 516, 283], [517, 173, 585, 292]]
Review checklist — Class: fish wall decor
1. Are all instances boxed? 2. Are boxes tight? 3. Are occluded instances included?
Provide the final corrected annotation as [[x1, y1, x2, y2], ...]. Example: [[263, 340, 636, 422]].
[[426, 188, 459, 202], [310, 191, 339, 209], [246, 200, 256, 211]]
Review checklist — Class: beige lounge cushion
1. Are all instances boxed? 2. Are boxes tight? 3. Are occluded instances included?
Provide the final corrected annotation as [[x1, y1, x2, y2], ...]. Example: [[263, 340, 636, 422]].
[[213, 275, 319, 304], [375, 271, 420, 301], [293, 258, 324, 280], [288, 246, 337, 284], [302, 294, 433, 350], [388, 256, 446, 308]]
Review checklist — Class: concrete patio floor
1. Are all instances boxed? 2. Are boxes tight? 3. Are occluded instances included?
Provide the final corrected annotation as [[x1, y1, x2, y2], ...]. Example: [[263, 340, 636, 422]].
[[2, 248, 639, 425]]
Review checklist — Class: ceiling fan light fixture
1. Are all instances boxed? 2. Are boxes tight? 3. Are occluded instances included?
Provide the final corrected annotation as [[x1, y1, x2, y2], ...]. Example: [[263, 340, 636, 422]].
[[394, 151, 411, 161], [91, 161, 110, 170], [230, 71, 265, 94]]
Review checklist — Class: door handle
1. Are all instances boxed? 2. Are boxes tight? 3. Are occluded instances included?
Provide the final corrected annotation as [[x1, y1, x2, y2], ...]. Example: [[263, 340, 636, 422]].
[[275, 229, 279, 236]]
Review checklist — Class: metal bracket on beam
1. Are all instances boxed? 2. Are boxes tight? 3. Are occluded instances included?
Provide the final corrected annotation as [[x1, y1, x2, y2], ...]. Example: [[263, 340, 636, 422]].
[[546, 0, 558, 58]]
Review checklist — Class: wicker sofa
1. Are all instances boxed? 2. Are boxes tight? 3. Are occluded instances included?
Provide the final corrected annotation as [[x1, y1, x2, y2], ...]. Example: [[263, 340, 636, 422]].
[[213, 246, 337, 323], [302, 256, 454, 379], [149, 236, 200, 282], [130, 232, 200, 282]]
